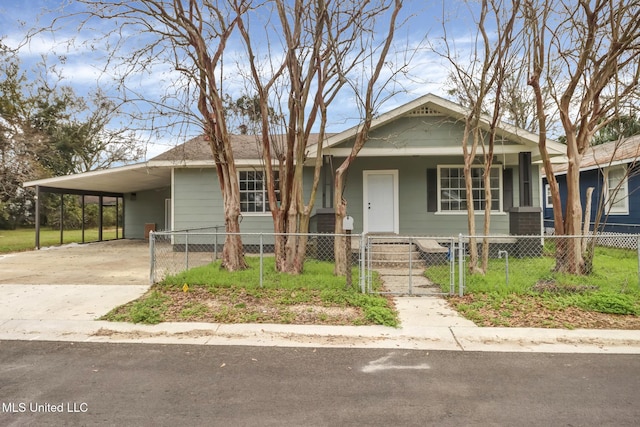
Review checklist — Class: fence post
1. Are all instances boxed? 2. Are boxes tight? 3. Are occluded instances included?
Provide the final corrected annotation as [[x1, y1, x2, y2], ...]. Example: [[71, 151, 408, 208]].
[[360, 233, 366, 293], [637, 236, 640, 288], [458, 234, 464, 296], [149, 231, 155, 285], [259, 233, 264, 288], [345, 231, 352, 289], [214, 226, 219, 261], [408, 237, 413, 295], [185, 231, 189, 271], [367, 235, 373, 293], [449, 238, 455, 295]]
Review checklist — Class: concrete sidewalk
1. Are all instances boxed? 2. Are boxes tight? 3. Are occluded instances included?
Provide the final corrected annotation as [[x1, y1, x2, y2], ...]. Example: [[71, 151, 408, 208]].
[[1, 283, 640, 353]]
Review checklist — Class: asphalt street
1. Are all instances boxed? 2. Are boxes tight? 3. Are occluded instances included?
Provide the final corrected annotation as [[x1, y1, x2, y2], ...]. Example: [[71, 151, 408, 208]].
[[1, 341, 639, 426]]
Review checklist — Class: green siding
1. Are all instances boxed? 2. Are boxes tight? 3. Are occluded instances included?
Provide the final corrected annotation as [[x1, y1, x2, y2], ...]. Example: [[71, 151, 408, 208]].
[[173, 169, 224, 230], [168, 112, 542, 237], [124, 187, 170, 239], [173, 167, 322, 236], [333, 116, 520, 150], [335, 156, 527, 235], [170, 155, 541, 237]]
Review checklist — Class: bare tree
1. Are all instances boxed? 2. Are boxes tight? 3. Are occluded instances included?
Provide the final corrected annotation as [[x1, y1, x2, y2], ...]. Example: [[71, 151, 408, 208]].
[[435, 0, 521, 273], [524, 0, 640, 274], [68, 0, 250, 270], [332, 0, 404, 277], [237, 0, 405, 274]]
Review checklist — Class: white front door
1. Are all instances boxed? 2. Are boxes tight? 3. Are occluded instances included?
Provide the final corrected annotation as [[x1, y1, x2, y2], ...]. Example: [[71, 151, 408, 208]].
[[364, 170, 398, 234]]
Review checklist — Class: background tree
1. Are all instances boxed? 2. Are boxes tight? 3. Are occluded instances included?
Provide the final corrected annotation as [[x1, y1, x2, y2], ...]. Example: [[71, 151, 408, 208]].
[[0, 50, 43, 229], [71, 0, 251, 271], [224, 94, 281, 135], [525, 0, 640, 274], [592, 115, 640, 146], [0, 43, 144, 229]]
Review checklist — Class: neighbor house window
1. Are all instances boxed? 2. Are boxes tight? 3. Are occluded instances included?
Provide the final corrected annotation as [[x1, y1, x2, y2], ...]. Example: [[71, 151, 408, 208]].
[[438, 166, 501, 212], [239, 170, 280, 213], [605, 165, 628, 214], [545, 184, 553, 208]]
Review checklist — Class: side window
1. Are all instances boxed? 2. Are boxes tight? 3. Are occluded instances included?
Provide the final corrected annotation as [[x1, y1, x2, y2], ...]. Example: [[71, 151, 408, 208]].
[[545, 184, 553, 208], [606, 166, 628, 214]]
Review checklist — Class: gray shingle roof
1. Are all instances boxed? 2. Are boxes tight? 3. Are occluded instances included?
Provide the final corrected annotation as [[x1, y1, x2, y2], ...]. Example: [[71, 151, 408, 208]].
[[552, 134, 640, 174], [151, 133, 330, 162]]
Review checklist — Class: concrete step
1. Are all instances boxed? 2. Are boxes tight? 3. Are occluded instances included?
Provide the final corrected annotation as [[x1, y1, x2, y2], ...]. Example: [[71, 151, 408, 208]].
[[370, 260, 427, 268], [369, 243, 417, 253], [368, 242, 424, 267], [369, 251, 423, 262]]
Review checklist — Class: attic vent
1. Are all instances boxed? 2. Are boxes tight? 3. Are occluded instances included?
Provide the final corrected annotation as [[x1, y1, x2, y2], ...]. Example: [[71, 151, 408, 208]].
[[407, 106, 442, 116]]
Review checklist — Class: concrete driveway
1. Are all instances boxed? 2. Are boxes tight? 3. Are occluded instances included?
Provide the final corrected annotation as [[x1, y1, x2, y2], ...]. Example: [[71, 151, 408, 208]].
[[0, 240, 150, 321], [0, 239, 149, 286]]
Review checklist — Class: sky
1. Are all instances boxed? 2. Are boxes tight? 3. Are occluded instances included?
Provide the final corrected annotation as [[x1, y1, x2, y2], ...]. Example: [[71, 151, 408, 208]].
[[0, 0, 477, 161]]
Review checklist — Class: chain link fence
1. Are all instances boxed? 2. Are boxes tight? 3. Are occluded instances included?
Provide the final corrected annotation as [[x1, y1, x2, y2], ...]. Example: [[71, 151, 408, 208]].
[[149, 230, 639, 297], [149, 230, 367, 290], [456, 234, 640, 295]]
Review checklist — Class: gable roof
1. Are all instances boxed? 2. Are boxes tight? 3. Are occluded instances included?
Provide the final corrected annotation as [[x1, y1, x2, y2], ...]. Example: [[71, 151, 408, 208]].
[[311, 93, 567, 162], [552, 134, 640, 175]]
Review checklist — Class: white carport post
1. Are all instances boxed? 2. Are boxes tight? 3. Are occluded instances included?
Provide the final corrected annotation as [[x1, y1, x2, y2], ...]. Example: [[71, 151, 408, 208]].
[[35, 185, 41, 249]]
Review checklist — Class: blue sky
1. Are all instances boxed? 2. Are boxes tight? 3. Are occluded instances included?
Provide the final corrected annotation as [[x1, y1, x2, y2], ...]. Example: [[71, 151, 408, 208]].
[[1, 1, 478, 160]]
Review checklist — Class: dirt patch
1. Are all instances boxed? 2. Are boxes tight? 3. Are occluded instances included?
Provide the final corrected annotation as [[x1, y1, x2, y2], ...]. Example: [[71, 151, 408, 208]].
[[0, 240, 149, 285], [106, 287, 377, 326], [448, 294, 640, 329]]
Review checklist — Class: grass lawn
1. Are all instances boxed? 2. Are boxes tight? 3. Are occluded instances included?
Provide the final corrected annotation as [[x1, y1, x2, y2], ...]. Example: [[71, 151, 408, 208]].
[[102, 257, 399, 327], [0, 227, 124, 253], [425, 245, 640, 329]]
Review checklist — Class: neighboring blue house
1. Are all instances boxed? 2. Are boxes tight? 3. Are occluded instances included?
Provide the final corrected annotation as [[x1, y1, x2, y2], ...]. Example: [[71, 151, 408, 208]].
[[25, 93, 566, 241], [543, 134, 640, 234]]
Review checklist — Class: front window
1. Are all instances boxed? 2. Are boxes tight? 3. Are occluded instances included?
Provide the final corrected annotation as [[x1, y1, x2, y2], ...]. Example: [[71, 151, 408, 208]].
[[239, 170, 279, 213], [438, 166, 501, 212], [605, 165, 628, 214]]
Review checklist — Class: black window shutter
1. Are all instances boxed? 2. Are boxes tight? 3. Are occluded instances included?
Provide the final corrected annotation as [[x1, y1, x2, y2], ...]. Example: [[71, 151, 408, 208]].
[[426, 169, 437, 212], [503, 168, 513, 211]]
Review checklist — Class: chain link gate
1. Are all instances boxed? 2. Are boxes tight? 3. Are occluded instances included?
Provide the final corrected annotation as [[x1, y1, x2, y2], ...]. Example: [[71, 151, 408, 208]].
[[364, 235, 456, 296]]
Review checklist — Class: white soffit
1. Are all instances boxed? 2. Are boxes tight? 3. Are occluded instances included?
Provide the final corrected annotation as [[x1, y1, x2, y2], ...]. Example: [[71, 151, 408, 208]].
[[23, 163, 172, 194]]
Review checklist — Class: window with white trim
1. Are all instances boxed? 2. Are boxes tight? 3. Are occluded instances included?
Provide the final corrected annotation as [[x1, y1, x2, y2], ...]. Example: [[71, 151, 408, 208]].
[[239, 170, 280, 213], [605, 165, 628, 214], [438, 166, 501, 212], [545, 184, 553, 208]]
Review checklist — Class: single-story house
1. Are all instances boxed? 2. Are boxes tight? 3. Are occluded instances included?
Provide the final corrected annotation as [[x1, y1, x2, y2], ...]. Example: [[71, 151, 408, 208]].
[[543, 134, 640, 234], [25, 93, 566, 241]]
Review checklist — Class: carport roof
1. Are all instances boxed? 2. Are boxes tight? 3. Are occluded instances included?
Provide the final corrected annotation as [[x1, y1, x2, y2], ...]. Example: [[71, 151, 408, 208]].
[[23, 163, 172, 194], [22, 133, 328, 194]]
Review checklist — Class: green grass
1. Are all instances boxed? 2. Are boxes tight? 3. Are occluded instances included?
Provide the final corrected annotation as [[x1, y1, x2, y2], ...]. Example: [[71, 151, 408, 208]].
[[0, 227, 124, 253], [103, 257, 399, 327], [425, 245, 640, 317], [162, 257, 361, 290]]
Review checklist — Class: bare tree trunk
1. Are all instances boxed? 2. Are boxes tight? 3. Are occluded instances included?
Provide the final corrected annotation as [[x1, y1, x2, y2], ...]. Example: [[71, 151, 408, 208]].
[[560, 157, 585, 274], [334, 161, 350, 276]]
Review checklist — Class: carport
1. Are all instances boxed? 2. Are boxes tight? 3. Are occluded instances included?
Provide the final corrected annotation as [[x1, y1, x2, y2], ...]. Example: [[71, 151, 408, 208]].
[[24, 162, 172, 249]]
